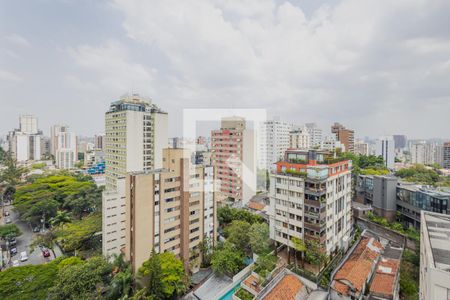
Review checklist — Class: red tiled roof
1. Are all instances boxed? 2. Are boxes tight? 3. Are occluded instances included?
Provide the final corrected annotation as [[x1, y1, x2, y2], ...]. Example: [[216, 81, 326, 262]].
[[243, 274, 262, 293], [248, 201, 266, 211], [332, 237, 383, 296], [370, 258, 399, 297], [263, 274, 304, 300]]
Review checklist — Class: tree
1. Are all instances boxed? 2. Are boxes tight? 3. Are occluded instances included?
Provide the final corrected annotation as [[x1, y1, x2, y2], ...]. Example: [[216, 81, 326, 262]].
[[248, 222, 270, 255], [291, 237, 306, 267], [30, 230, 58, 257], [50, 210, 71, 227], [0, 224, 22, 240], [138, 251, 188, 299], [55, 213, 101, 253], [305, 240, 327, 270], [105, 254, 133, 300], [226, 220, 251, 254], [0, 154, 27, 185], [199, 236, 213, 267], [49, 256, 112, 300], [211, 242, 245, 276], [254, 254, 277, 279]]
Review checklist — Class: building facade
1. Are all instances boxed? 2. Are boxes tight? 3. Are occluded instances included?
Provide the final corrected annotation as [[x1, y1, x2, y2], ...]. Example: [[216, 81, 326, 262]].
[[354, 141, 369, 156], [211, 116, 256, 205], [305, 123, 323, 147], [376, 136, 395, 169], [258, 120, 294, 171], [289, 127, 310, 150], [52, 125, 77, 169], [269, 149, 353, 256], [102, 94, 168, 257], [393, 135, 407, 150], [125, 148, 217, 273], [443, 142, 450, 169], [419, 211, 450, 300], [7, 115, 42, 162], [331, 123, 354, 153]]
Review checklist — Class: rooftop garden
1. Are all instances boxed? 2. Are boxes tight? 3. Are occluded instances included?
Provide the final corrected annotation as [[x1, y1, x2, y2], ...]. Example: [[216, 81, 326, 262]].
[[284, 169, 307, 178], [395, 164, 450, 187], [366, 211, 420, 242], [235, 287, 254, 300]]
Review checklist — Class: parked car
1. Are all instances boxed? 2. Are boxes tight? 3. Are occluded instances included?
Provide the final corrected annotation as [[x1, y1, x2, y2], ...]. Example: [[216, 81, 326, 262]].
[[4, 211, 10, 216], [33, 227, 40, 233], [10, 247, 17, 256], [5, 218, 11, 224], [12, 260, 20, 267], [42, 249, 51, 258], [20, 251, 28, 262], [8, 238, 17, 246]]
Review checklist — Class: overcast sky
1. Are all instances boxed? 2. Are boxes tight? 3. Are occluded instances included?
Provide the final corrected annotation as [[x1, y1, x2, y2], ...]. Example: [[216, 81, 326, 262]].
[[1, 0, 449, 139]]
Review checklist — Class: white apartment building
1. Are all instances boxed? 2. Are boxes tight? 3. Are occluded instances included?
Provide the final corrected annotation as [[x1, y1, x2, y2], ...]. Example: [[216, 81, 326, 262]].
[[354, 140, 369, 156], [376, 136, 395, 169], [258, 120, 294, 171], [320, 135, 346, 152], [102, 94, 168, 257], [269, 150, 353, 256], [419, 211, 450, 300], [52, 125, 77, 169], [289, 126, 310, 150], [305, 123, 323, 147], [7, 115, 42, 162], [411, 142, 443, 166]]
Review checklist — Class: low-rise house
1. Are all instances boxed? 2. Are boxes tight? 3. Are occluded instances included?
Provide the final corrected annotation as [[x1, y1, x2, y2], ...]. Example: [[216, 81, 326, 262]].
[[369, 257, 400, 299]]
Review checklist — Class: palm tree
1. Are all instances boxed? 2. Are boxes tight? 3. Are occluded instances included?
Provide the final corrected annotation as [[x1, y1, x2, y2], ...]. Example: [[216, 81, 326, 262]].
[[50, 211, 71, 228], [291, 237, 306, 268]]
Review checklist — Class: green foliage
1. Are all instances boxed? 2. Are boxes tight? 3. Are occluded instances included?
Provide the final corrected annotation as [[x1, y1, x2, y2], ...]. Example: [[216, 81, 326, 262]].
[[0, 224, 22, 240], [359, 168, 389, 175], [32, 162, 46, 169], [225, 220, 251, 254], [395, 164, 441, 185], [400, 250, 419, 300], [218, 206, 264, 227], [199, 237, 213, 267], [13, 174, 100, 224], [338, 152, 388, 175], [57, 256, 83, 269], [55, 213, 101, 253], [211, 242, 245, 276], [0, 153, 27, 185], [254, 254, 277, 279], [304, 240, 327, 267], [138, 251, 188, 299], [366, 212, 420, 242], [248, 222, 270, 255], [0, 258, 60, 299], [284, 169, 307, 177], [49, 256, 112, 300], [235, 288, 254, 300]]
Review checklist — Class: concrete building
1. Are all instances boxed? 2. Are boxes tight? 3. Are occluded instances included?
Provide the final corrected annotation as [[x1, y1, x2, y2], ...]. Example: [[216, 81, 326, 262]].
[[7, 115, 42, 162], [355, 175, 397, 222], [125, 148, 216, 273], [376, 136, 395, 169], [40, 136, 51, 157], [444, 142, 450, 169], [305, 123, 322, 147], [94, 134, 105, 150], [289, 127, 310, 150], [396, 184, 450, 229], [393, 135, 407, 150], [102, 94, 168, 257], [410, 142, 443, 166], [269, 149, 353, 256], [258, 119, 294, 171], [211, 116, 256, 205], [320, 135, 346, 152], [331, 122, 354, 153], [52, 125, 77, 169], [354, 140, 369, 156], [419, 211, 450, 300]]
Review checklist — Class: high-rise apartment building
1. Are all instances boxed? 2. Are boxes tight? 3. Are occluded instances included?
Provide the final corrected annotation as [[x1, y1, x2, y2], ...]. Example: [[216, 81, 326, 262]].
[[354, 140, 369, 156], [94, 134, 105, 150], [7, 115, 42, 162], [320, 135, 346, 152], [393, 135, 407, 150], [51, 124, 69, 156], [305, 123, 322, 147], [211, 116, 256, 205], [269, 149, 352, 256], [102, 94, 168, 257], [258, 120, 294, 171], [419, 211, 450, 300], [55, 132, 77, 169], [376, 136, 395, 169], [444, 142, 450, 169], [410, 142, 443, 166], [331, 122, 354, 153], [289, 126, 310, 150], [125, 148, 217, 273]]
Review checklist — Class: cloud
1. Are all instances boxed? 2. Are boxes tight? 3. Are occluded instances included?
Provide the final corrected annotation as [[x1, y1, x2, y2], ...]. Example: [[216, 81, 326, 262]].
[[0, 70, 22, 82], [4, 33, 30, 47], [107, 0, 450, 138]]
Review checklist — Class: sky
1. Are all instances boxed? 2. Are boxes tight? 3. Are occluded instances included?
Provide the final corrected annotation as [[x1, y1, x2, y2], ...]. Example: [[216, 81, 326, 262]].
[[1, 0, 449, 139]]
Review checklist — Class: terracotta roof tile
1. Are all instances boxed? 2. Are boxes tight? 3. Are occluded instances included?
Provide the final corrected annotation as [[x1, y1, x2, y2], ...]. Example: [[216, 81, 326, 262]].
[[370, 258, 399, 297], [263, 274, 304, 300], [248, 202, 266, 211], [243, 274, 262, 293]]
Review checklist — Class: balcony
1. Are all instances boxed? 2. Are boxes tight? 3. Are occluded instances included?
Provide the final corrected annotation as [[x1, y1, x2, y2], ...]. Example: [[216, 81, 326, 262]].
[[304, 187, 327, 196], [304, 221, 324, 232]]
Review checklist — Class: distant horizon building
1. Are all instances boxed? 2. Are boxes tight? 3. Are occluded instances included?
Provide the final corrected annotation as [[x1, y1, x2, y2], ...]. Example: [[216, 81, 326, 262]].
[[289, 126, 310, 150], [102, 94, 168, 257], [305, 123, 322, 147], [354, 140, 369, 156], [331, 122, 354, 153], [7, 115, 42, 162], [376, 136, 395, 169], [443, 142, 450, 169], [393, 135, 407, 150]]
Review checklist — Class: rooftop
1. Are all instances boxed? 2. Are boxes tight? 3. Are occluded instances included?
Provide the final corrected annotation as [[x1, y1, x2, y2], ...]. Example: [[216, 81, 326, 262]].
[[262, 274, 305, 300], [247, 201, 266, 211], [423, 211, 450, 272], [332, 236, 384, 297], [369, 258, 400, 297]]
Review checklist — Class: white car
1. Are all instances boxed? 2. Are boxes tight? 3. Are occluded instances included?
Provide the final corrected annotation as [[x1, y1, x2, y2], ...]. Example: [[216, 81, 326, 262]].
[[12, 260, 20, 267], [19, 251, 28, 262]]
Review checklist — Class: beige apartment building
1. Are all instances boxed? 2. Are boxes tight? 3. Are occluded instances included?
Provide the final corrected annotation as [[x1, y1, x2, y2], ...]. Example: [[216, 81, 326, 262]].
[[102, 94, 168, 257], [125, 148, 217, 273]]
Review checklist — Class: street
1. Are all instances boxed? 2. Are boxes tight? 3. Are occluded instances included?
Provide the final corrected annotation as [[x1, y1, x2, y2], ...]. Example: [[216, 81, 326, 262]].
[[2, 204, 62, 269]]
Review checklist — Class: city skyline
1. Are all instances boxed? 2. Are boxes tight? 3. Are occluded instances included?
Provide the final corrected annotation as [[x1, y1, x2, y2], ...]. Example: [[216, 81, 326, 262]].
[[1, 0, 450, 139]]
